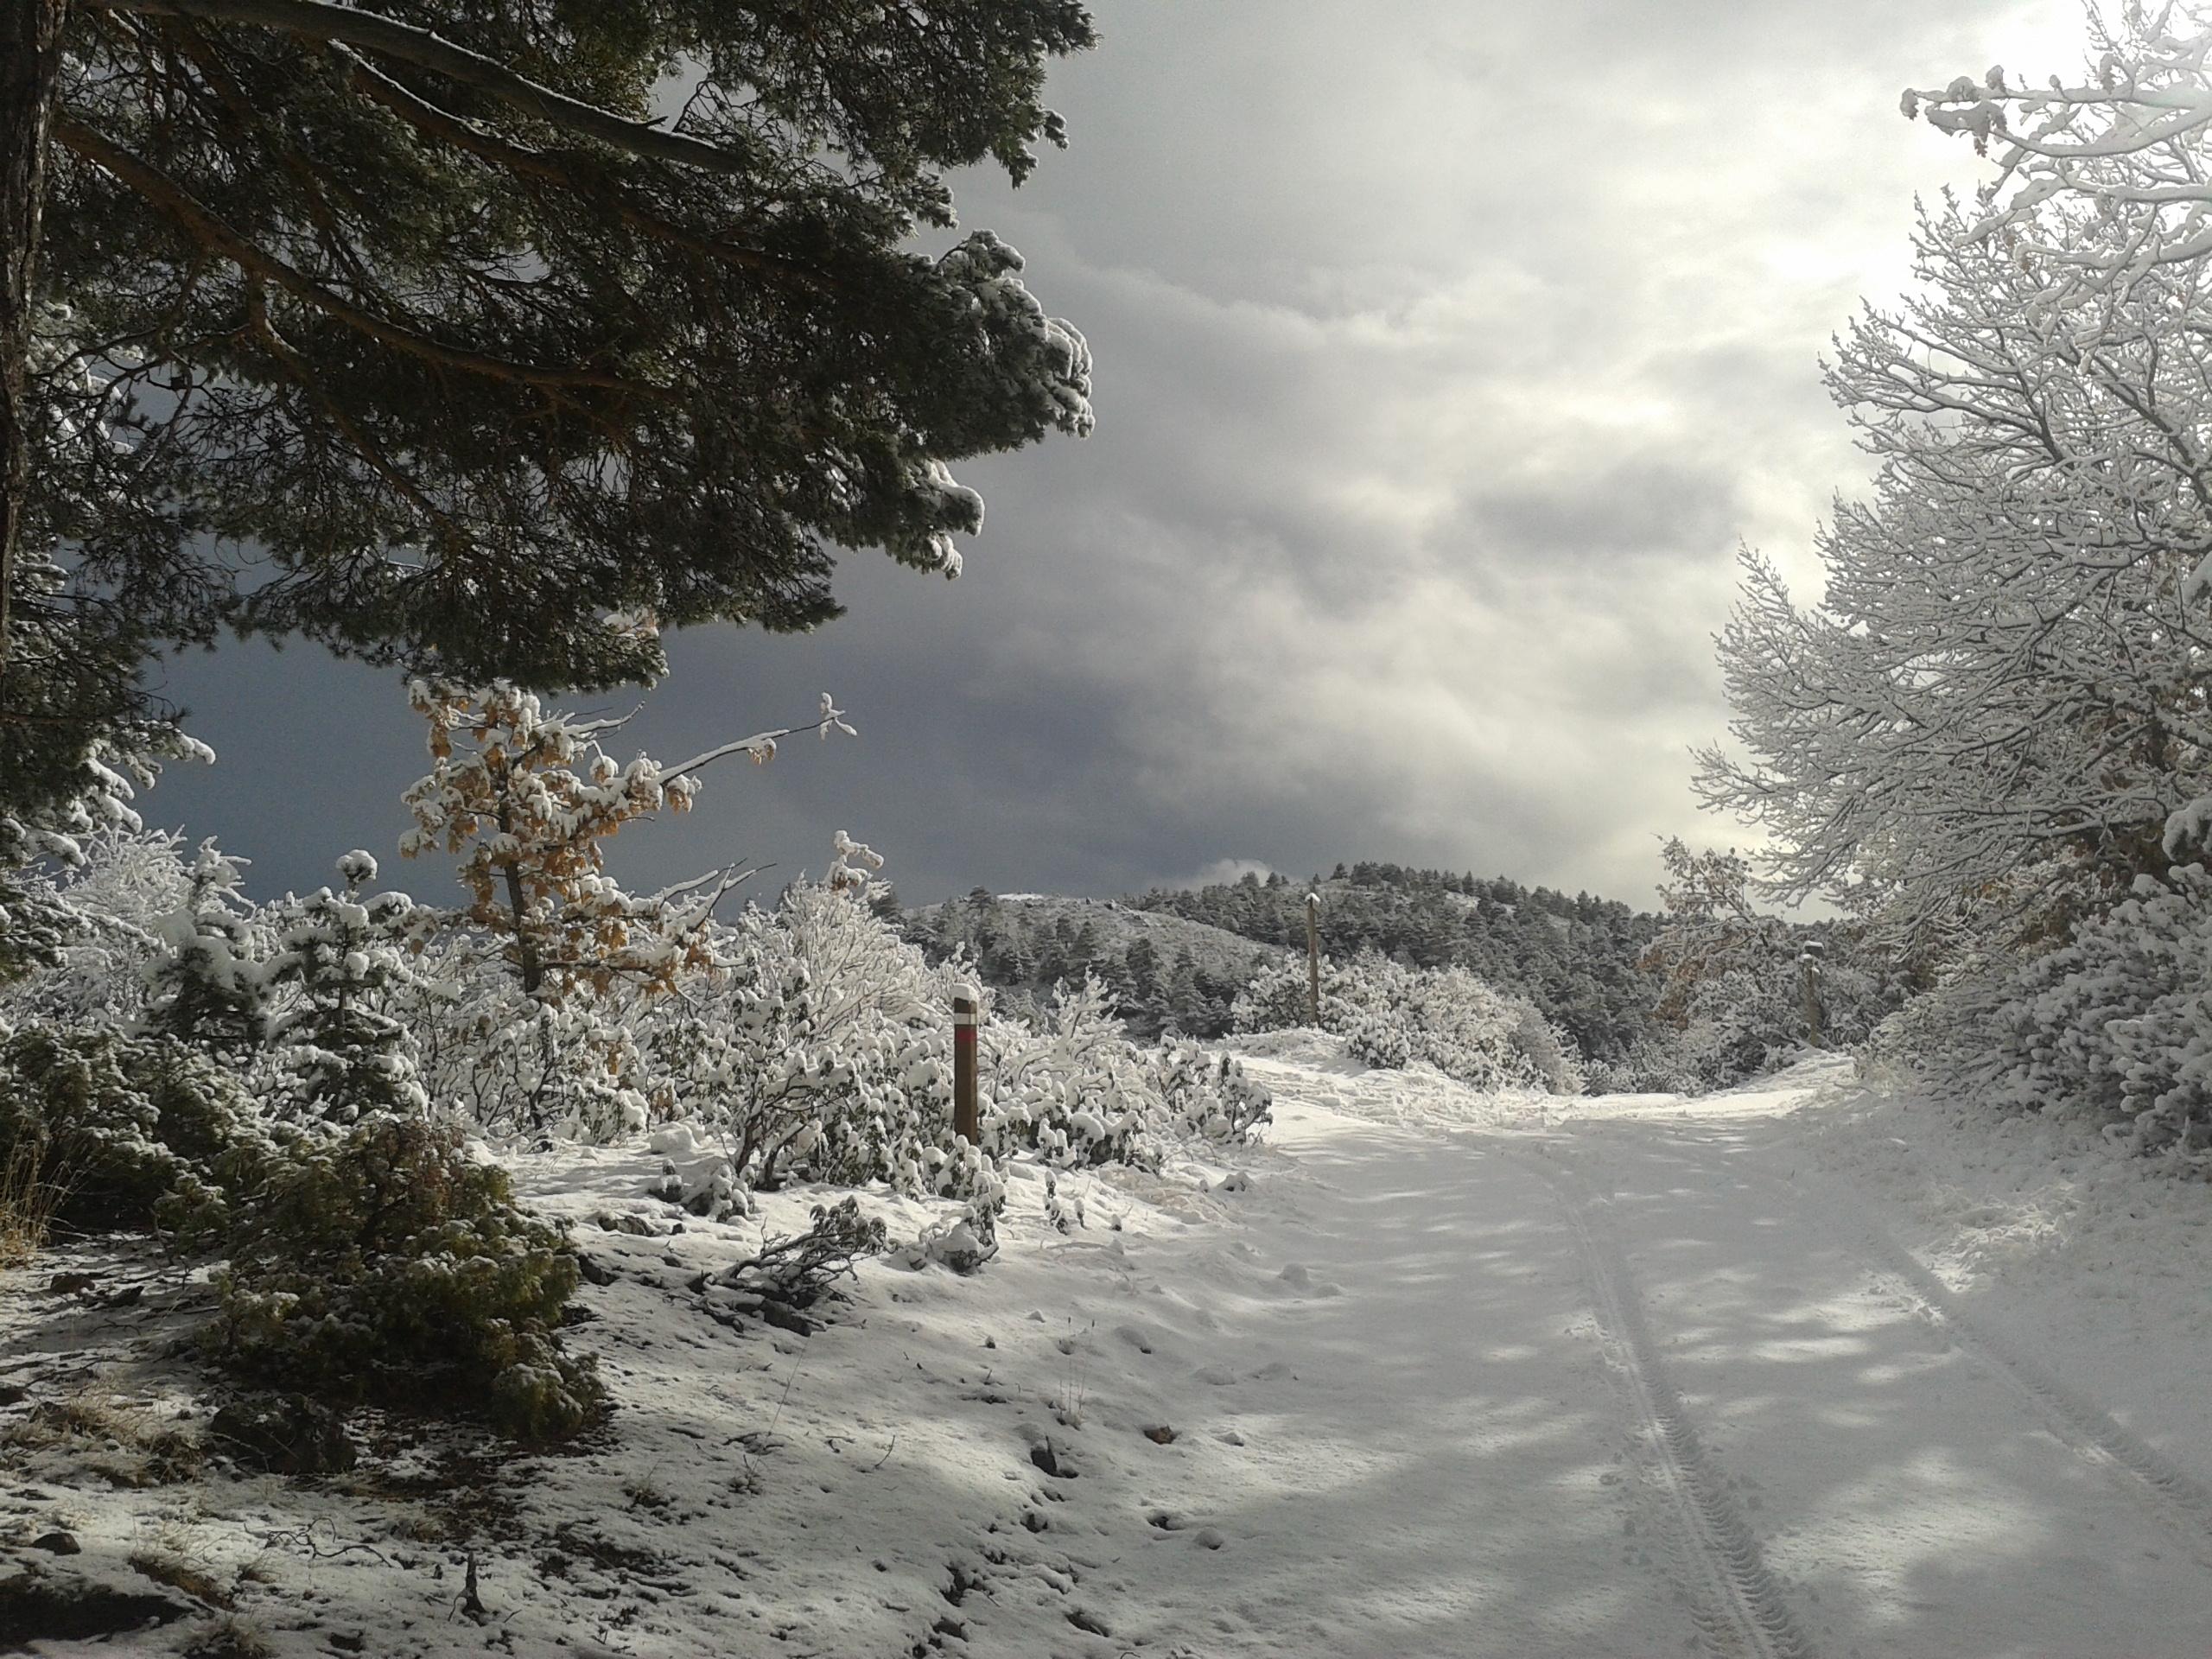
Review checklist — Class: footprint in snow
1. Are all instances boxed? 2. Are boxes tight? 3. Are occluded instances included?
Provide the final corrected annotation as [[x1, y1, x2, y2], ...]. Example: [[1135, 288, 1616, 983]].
[[1147, 1511, 1225, 1551]]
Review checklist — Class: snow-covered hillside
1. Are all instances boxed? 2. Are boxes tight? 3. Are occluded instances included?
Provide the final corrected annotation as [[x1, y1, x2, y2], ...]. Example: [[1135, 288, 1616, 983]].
[[903, 892, 1287, 1036], [7, 1042, 2210, 1656], [909, 892, 1285, 982]]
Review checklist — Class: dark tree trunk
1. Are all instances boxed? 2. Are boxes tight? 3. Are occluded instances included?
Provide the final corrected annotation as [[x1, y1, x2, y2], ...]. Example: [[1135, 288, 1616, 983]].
[[493, 801, 543, 996], [0, 0, 68, 717]]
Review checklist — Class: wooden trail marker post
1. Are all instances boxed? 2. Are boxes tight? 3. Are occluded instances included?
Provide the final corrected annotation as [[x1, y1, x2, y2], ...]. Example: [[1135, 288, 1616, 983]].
[[1306, 891, 1322, 1027], [952, 986, 981, 1144], [1797, 940, 1825, 1049]]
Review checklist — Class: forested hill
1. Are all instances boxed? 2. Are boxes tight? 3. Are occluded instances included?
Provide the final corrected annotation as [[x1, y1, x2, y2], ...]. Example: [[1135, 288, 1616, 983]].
[[1130, 863, 1670, 1061], [906, 862, 1680, 1060], [900, 893, 1285, 1040]]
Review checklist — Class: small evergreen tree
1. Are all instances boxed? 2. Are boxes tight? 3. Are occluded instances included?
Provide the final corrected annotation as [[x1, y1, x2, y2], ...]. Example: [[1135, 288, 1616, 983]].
[[143, 839, 267, 1055], [264, 851, 428, 1122]]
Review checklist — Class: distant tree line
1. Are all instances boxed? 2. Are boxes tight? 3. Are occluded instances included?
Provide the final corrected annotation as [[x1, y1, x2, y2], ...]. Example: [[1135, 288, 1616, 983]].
[[1132, 863, 1670, 1061], [906, 859, 1904, 1089], [899, 892, 1267, 1040]]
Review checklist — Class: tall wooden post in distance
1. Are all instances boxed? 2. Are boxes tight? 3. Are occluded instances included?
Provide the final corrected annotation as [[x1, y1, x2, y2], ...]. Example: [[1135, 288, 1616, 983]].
[[1797, 941, 1825, 1049], [1305, 891, 1322, 1027], [952, 986, 981, 1144]]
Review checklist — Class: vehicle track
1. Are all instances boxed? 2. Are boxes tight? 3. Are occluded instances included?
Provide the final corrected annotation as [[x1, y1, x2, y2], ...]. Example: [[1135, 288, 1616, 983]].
[[1519, 1148, 1814, 1659], [1725, 1144, 2212, 1562]]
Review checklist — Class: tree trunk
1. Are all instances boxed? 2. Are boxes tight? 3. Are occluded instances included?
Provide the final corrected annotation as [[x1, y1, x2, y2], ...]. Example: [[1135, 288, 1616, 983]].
[[489, 797, 543, 996], [501, 855, 543, 996], [0, 0, 67, 719]]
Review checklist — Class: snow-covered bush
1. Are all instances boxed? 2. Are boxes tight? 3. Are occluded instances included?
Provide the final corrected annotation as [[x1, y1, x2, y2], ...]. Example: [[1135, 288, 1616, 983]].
[[396, 683, 873, 1142], [210, 1113, 603, 1442], [650, 873, 1272, 1220], [1152, 1039, 1273, 1145], [983, 975, 1167, 1167], [143, 840, 270, 1057], [1882, 866, 2212, 1170], [645, 878, 973, 1204], [1232, 951, 1581, 1095], [1582, 1039, 1704, 1096], [0, 827, 193, 1027], [402, 939, 657, 1142], [0, 1024, 242, 1236], [1630, 839, 1897, 1092], [701, 1197, 890, 1334], [1226, 956, 1332, 1033], [1665, 966, 1805, 1090]]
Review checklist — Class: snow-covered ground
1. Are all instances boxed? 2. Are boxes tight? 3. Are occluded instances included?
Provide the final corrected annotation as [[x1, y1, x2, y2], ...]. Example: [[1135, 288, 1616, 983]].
[[6, 1039, 2210, 1656]]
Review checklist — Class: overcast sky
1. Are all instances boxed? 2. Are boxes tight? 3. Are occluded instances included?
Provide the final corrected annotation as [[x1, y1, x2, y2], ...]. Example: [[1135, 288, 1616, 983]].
[[149, 0, 2084, 909]]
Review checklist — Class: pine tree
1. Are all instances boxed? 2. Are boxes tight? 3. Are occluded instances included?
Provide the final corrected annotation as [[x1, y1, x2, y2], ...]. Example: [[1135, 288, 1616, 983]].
[[144, 837, 267, 1054], [1, 0, 1096, 728], [264, 850, 427, 1121]]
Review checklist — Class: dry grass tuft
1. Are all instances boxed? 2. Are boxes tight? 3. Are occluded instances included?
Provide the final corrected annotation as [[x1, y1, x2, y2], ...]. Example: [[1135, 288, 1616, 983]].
[[0, 1141, 68, 1268], [1, 1387, 207, 1487], [181, 1611, 274, 1658], [129, 1543, 233, 1608]]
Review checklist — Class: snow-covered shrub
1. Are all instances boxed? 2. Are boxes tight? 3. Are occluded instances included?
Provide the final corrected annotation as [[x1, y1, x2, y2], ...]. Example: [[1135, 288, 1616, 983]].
[[646, 879, 975, 1201], [1504, 999, 1586, 1096], [401, 938, 655, 1142], [396, 684, 871, 1141], [0, 1024, 242, 1237], [1883, 866, 2212, 1169], [983, 976, 1165, 1167], [1582, 1039, 1704, 1096], [701, 1197, 889, 1333], [645, 880, 1270, 1270], [1228, 957, 1332, 1033], [1629, 839, 1899, 1092], [0, 671, 210, 987], [1663, 966, 1805, 1090], [1232, 951, 1580, 1094], [210, 1113, 602, 1442], [0, 827, 193, 1027], [1152, 1039, 1272, 1145]]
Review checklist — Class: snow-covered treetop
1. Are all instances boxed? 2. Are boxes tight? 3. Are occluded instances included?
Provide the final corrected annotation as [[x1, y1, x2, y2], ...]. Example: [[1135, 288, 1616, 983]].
[[1909, 5, 2212, 299]]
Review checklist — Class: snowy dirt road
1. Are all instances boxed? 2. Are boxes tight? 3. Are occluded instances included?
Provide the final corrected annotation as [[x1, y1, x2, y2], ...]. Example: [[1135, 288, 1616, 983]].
[[12, 1042, 2210, 1659], [1137, 1039, 2212, 1659]]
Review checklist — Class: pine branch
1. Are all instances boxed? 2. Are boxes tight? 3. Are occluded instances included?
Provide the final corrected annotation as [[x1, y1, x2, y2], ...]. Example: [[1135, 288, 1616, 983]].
[[54, 114, 667, 402], [86, 0, 762, 178], [335, 49, 836, 294]]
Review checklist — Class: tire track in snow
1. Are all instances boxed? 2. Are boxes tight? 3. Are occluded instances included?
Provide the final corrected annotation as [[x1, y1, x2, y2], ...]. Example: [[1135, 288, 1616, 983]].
[[1735, 1151, 2212, 1563], [1518, 1148, 1814, 1659]]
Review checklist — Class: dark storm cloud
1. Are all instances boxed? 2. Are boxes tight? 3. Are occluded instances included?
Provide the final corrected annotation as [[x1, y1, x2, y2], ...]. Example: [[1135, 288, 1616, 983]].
[[150, 0, 2082, 908]]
